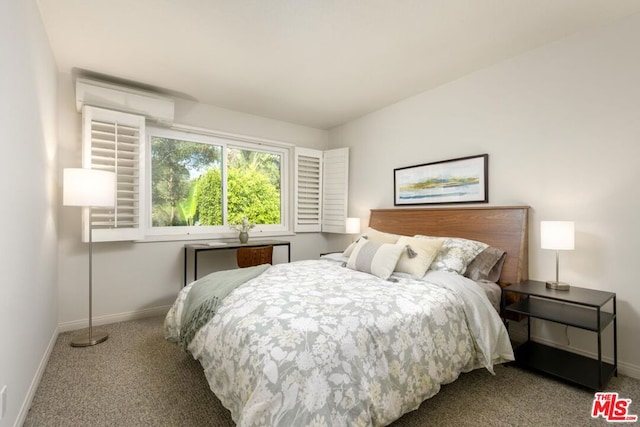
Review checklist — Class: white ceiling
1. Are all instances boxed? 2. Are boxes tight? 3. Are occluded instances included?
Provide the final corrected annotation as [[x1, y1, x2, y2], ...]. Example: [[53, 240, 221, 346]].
[[37, 0, 640, 129]]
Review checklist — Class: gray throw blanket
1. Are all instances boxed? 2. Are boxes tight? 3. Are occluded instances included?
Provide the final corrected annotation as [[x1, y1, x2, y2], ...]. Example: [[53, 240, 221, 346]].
[[179, 264, 270, 350]]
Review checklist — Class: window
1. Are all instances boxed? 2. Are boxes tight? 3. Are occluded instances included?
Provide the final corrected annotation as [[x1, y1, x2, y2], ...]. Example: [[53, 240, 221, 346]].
[[146, 127, 288, 237], [80, 105, 345, 242], [226, 146, 283, 226], [150, 134, 222, 228]]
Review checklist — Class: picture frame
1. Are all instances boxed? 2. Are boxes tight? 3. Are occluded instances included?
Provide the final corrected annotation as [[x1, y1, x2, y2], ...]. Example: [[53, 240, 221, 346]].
[[394, 154, 488, 205]]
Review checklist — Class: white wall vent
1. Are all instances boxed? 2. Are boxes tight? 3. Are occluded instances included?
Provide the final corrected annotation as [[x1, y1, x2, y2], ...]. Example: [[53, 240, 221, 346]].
[[75, 78, 175, 125]]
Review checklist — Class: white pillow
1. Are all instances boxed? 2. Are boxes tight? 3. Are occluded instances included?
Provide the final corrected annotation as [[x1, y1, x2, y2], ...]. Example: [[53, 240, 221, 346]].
[[415, 235, 488, 275], [347, 238, 403, 280], [395, 236, 444, 278], [343, 227, 401, 257]]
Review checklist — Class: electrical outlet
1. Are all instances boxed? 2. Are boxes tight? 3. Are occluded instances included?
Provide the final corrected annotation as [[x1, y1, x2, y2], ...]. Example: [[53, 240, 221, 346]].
[[0, 385, 6, 420]]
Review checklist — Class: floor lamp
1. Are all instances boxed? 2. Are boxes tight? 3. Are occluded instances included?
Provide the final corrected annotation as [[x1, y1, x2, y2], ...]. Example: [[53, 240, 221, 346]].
[[63, 168, 116, 347]]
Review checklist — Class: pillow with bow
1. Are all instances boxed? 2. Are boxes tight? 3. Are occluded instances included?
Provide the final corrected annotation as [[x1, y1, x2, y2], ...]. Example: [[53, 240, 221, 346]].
[[394, 236, 444, 278]]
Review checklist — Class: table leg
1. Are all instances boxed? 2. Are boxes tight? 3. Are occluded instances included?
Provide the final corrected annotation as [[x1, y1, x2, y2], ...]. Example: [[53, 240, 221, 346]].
[[613, 297, 618, 377], [597, 306, 602, 389], [194, 249, 198, 282], [183, 247, 187, 287]]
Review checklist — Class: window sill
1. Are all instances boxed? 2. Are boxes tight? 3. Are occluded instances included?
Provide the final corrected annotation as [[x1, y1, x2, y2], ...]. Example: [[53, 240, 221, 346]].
[[135, 230, 296, 243]]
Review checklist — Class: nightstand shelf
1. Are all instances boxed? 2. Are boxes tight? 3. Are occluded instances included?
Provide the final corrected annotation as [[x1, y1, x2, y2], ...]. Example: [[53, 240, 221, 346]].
[[506, 298, 614, 332], [514, 341, 616, 391], [502, 280, 617, 390]]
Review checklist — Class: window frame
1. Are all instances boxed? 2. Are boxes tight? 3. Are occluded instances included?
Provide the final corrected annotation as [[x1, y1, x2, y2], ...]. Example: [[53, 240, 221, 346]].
[[144, 126, 290, 240]]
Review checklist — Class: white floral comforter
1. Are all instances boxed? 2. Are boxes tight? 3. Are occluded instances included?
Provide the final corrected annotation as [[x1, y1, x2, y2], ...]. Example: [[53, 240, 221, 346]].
[[164, 260, 513, 427]]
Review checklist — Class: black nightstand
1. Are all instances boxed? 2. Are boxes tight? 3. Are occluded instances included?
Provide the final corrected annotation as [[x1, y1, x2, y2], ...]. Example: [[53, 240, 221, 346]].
[[502, 280, 617, 390]]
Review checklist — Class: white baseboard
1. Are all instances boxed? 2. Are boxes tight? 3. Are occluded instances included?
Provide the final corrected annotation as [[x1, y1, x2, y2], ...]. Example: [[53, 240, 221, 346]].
[[15, 325, 59, 427], [509, 329, 640, 380], [58, 305, 172, 333]]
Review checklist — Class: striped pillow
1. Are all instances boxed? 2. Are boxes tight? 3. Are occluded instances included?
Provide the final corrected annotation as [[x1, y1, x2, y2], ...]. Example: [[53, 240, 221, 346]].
[[342, 227, 401, 257], [346, 238, 404, 280]]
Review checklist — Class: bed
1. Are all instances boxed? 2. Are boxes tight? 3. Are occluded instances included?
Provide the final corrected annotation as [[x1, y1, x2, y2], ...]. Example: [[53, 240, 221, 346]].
[[165, 206, 529, 426]]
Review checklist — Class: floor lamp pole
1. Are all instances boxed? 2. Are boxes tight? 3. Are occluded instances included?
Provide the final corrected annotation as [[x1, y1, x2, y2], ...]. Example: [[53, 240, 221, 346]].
[[89, 204, 93, 342], [71, 206, 109, 347]]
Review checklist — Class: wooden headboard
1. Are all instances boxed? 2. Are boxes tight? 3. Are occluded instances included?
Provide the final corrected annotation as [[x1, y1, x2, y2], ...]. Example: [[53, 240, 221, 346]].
[[369, 206, 529, 287]]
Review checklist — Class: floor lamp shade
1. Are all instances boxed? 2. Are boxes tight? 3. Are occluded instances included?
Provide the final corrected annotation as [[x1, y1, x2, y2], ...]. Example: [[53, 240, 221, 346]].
[[63, 168, 116, 208], [541, 221, 574, 290], [63, 168, 116, 347]]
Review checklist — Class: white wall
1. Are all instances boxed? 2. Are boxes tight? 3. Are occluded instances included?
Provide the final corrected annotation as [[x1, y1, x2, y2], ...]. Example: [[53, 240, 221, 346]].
[[329, 13, 640, 377], [57, 76, 330, 329], [0, 1, 59, 425]]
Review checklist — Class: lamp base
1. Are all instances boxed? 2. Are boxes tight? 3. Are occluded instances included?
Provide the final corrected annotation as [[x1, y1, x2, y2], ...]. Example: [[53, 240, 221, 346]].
[[70, 331, 109, 347], [546, 281, 570, 291]]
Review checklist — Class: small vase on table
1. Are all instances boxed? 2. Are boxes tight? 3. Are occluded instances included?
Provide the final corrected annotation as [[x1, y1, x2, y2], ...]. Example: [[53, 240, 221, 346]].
[[239, 231, 249, 244]]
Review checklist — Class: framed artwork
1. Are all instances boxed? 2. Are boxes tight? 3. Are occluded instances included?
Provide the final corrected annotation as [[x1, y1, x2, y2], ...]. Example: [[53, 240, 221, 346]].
[[394, 154, 488, 205]]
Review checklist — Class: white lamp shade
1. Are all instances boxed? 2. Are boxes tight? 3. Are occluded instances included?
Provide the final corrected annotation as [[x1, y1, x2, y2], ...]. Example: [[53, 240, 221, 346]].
[[541, 221, 575, 250], [63, 168, 116, 207], [345, 217, 361, 234]]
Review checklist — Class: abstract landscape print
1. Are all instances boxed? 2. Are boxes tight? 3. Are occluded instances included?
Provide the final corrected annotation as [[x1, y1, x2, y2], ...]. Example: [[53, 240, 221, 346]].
[[394, 154, 488, 205]]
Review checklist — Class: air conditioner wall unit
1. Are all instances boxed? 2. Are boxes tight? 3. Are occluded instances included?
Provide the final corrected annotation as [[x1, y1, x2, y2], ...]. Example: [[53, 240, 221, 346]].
[[75, 78, 175, 125]]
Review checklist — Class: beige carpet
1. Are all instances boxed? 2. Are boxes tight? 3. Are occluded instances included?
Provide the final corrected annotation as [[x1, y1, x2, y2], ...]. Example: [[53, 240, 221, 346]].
[[24, 316, 640, 426]]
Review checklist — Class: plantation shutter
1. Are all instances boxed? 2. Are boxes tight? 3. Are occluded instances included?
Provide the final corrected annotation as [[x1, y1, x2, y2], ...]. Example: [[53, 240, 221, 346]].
[[321, 148, 349, 233], [294, 147, 323, 232], [81, 106, 145, 242]]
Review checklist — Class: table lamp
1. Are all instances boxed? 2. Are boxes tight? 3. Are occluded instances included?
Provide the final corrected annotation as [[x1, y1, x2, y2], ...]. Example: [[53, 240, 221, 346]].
[[541, 220, 574, 291], [63, 168, 116, 347], [345, 217, 361, 235]]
